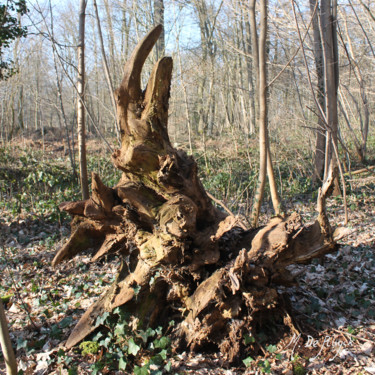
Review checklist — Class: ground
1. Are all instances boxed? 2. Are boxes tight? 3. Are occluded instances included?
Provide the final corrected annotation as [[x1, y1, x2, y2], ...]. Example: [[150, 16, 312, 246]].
[[0, 139, 374, 374]]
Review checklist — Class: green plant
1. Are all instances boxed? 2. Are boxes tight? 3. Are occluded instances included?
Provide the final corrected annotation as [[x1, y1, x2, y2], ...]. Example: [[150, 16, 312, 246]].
[[257, 359, 271, 373], [0, 294, 13, 304], [293, 361, 306, 375], [79, 341, 100, 356], [72, 307, 175, 374]]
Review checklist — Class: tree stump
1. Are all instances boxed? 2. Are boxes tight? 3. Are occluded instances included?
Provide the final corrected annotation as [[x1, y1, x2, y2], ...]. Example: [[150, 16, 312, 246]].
[[52, 25, 339, 363]]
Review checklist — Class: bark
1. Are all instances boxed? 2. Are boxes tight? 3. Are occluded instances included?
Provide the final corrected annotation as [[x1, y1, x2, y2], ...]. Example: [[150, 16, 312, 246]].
[[52, 26, 339, 364], [153, 0, 165, 60], [93, 0, 120, 141], [242, 3, 256, 135], [77, 0, 89, 200], [250, 0, 268, 227], [250, 0, 282, 225], [310, 0, 326, 182], [320, 0, 339, 180], [0, 300, 17, 375], [49, 0, 76, 178], [343, 9, 369, 163]]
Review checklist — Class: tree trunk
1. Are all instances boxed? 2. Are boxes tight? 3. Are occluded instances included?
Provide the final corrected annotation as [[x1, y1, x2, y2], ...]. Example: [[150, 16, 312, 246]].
[[153, 0, 165, 60], [250, 0, 268, 227], [0, 300, 17, 375], [77, 0, 89, 200], [320, 0, 339, 180], [250, 0, 281, 225], [49, 0, 76, 178], [93, 0, 120, 141], [52, 26, 339, 364], [310, 0, 327, 183], [242, 3, 256, 135]]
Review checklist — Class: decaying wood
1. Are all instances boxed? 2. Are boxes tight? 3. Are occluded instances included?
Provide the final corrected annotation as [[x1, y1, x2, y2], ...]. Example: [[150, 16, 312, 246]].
[[52, 25, 339, 363]]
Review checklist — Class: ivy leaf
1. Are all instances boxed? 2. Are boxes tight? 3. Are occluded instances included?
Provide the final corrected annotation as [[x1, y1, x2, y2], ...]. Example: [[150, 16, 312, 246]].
[[95, 311, 110, 327], [244, 334, 255, 345], [99, 336, 111, 349], [17, 337, 28, 350], [128, 338, 140, 356], [134, 365, 149, 375], [58, 316, 73, 328], [243, 356, 254, 367], [92, 331, 103, 341], [138, 328, 154, 343], [154, 336, 170, 349], [114, 322, 127, 337], [266, 344, 277, 353], [118, 357, 127, 370], [159, 349, 168, 360], [164, 361, 172, 372]]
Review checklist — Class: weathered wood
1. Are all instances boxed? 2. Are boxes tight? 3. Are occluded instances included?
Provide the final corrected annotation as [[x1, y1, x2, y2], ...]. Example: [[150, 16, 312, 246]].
[[52, 26, 339, 362]]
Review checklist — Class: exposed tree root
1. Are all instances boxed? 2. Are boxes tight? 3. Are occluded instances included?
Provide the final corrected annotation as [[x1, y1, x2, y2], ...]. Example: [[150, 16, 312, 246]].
[[52, 26, 339, 363]]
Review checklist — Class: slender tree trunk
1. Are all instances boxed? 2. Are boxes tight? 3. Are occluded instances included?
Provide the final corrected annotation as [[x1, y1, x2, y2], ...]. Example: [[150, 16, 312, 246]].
[[154, 0, 165, 60], [249, 0, 259, 116], [93, 0, 120, 141], [121, 0, 131, 59], [343, 10, 369, 162], [77, 0, 89, 200], [320, 0, 339, 180], [0, 300, 17, 375], [243, 7, 256, 135], [251, 0, 268, 227], [103, 0, 117, 82], [49, 0, 76, 178], [35, 72, 39, 131], [250, 0, 281, 225], [193, 0, 219, 137], [310, 0, 327, 182]]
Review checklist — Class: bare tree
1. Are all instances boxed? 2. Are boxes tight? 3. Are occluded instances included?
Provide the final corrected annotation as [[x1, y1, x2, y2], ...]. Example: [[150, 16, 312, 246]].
[[48, 0, 76, 178], [153, 0, 165, 59], [309, 0, 326, 182], [77, 0, 89, 199], [93, 0, 120, 141], [250, 0, 281, 227], [320, 0, 339, 181]]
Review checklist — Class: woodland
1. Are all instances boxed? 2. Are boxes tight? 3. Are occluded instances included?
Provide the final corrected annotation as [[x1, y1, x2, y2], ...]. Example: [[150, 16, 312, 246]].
[[0, 0, 375, 374]]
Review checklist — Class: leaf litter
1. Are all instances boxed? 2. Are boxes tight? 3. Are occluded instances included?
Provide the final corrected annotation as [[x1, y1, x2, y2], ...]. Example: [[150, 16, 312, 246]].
[[0, 148, 374, 374]]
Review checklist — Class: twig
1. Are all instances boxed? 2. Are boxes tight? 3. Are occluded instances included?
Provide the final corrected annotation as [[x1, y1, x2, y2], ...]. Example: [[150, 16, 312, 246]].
[[206, 192, 247, 230], [331, 141, 349, 225], [267, 0, 319, 88], [253, 333, 267, 356], [333, 329, 375, 344], [344, 165, 375, 176]]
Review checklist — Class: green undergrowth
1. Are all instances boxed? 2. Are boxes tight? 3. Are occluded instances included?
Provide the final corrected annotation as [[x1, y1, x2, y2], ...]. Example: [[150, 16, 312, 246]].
[[0, 146, 121, 223], [195, 144, 317, 215], [0, 146, 79, 222], [55, 308, 174, 374], [1, 139, 374, 374], [2, 137, 372, 224]]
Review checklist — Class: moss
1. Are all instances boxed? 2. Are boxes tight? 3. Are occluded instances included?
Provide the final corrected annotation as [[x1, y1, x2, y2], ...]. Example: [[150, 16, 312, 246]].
[[79, 341, 100, 356], [293, 361, 306, 375], [1, 294, 13, 304]]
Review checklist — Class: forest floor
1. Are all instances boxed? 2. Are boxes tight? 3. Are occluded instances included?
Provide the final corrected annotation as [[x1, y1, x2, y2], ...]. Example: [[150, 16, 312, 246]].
[[0, 138, 374, 374]]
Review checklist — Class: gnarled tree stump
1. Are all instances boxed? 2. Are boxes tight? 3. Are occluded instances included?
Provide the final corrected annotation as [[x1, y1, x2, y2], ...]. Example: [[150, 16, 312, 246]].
[[53, 25, 339, 363]]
